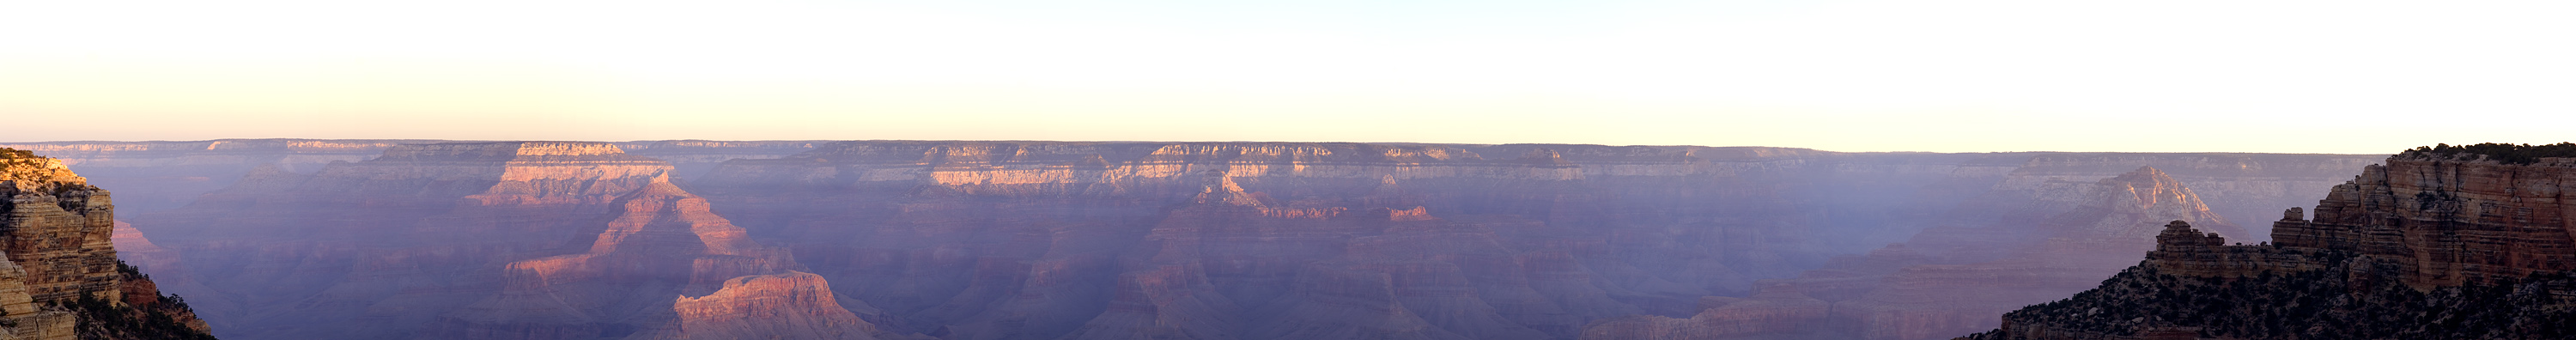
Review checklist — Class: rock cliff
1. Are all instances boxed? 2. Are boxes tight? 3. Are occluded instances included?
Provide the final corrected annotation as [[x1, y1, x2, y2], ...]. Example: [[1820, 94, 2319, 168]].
[[1965, 143, 2576, 339], [0, 148, 214, 340]]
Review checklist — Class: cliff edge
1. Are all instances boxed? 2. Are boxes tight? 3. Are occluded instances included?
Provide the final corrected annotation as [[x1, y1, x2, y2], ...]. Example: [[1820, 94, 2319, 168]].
[[0, 148, 216, 340]]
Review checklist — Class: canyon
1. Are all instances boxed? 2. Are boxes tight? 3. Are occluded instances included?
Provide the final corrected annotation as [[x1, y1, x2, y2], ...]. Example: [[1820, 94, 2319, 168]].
[[9, 139, 2385, 339]]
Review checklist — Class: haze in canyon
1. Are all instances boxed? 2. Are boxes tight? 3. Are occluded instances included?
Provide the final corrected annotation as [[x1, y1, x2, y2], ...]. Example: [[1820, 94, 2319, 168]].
[[10, 1, 2576, 339], [3, 139, 2393, 339]]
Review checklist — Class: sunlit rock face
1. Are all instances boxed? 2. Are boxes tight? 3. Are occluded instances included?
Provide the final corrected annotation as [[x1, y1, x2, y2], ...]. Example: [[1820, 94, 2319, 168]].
[[1967, 149, 2576, 339], [635, 271, 898, 340], [1, 149, 213, 340], [0, 153, 122, 305], [127, 142, 885, 340]]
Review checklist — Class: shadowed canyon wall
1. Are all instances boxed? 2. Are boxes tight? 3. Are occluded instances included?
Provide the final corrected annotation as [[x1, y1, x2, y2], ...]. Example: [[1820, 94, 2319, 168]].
[[13, 140, 2384, 340]]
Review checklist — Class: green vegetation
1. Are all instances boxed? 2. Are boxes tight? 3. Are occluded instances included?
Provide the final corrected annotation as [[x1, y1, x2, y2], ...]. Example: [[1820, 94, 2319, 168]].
[[52, 260, 216, 340], [0, 148, 34, 160], [2410, 143, 2576, 165], [56, 293, 216, 340]]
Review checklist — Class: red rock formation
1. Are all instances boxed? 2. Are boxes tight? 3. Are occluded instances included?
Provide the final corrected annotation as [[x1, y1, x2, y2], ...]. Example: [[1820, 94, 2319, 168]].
[[2269, 151, 2576, 287], [625, 271, 902, 340]]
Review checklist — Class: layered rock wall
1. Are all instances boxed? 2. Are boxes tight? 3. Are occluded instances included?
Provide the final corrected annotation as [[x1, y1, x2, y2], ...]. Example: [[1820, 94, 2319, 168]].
[[1971, 148, 2576, 339], [0, 155, 119, 304], [2274, 154, 2576, 287], [0, 149, 211, 340]]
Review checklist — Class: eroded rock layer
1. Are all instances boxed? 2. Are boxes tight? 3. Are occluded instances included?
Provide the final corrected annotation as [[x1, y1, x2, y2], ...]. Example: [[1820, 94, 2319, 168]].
[[0, 149, 213, 340], [1966, 146, 2576, 339]]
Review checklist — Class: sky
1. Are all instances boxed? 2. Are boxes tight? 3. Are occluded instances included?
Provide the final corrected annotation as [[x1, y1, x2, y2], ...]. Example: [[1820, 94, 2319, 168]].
[[3, 0, 2573, 154]]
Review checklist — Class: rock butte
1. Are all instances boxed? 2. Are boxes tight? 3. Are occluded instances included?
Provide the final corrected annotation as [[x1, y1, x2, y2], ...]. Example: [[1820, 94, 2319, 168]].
[[39, 140, 2389, 340]]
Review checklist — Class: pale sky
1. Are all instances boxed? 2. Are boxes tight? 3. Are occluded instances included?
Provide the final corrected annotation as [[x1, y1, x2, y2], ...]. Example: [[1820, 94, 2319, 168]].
[[3, 0, 2572, 153]]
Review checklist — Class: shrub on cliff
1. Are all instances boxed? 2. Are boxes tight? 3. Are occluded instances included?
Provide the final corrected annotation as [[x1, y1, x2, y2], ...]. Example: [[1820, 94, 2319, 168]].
[[2410, 143, 2576, 165]]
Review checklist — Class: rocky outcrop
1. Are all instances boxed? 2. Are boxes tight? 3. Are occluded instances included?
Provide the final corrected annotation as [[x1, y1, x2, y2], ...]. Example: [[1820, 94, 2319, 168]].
[[2270, 151, 2576, 288], [1967, 144, 2576, 339], [0, 148, 213, 340], [1, 152, 122, 305]]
